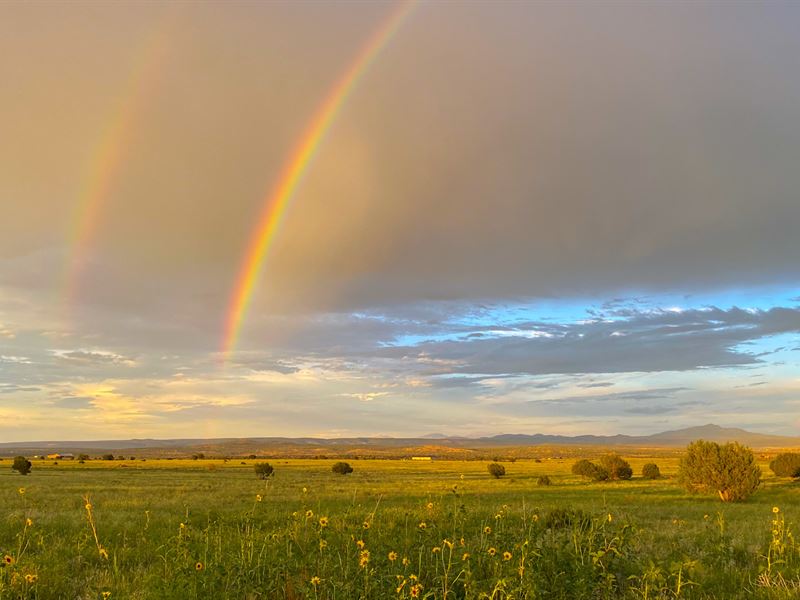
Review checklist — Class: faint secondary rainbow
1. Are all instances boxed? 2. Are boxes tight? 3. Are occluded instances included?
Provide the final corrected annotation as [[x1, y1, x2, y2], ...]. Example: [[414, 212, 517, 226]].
[[221, 0, 417, 360], [61, 13, 176, 308]]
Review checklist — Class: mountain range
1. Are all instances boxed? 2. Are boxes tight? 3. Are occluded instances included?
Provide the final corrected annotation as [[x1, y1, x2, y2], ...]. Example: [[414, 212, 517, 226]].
[[0, 424, 798, 457]]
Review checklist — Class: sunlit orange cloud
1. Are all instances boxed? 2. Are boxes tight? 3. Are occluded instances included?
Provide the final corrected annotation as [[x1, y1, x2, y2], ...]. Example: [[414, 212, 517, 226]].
[[221, 0, 418, 362], [61, 9, 179, 312]]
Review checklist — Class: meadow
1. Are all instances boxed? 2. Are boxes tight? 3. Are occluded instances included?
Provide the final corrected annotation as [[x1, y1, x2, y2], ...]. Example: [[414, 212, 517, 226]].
[[1, 455, 798, 599]]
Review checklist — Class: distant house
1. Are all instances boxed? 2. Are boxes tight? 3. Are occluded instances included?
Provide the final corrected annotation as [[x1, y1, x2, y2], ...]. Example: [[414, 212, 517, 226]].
[[46, 453, 75, 460], [411, 456, 432, 461], [47, 453, 62, 460]]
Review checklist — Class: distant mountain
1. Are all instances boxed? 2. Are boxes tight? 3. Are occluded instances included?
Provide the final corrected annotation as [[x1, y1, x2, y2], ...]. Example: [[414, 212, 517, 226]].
[[0, 424, 797, 456]]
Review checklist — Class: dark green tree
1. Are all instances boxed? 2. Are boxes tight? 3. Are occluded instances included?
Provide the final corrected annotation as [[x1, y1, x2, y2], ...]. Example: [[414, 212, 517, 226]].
[[679, 440, 760, 502], [642, 463, 661, 479], [487, 463, 506, 478], [12, 456, 32, 475], [332, 462, 353, 475], [254, 462, 274, 479]]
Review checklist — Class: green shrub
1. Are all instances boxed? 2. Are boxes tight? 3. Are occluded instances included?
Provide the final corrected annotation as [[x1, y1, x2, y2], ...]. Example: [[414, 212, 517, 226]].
[[642, 463, 661, 479], [572, 459, 609, 481], [678, 440, 761, 502], [572, 459, 596, 477], [332, 462, 353, 475], [102, 454, 114, 461], [254, 462, 274, 479], [12, 456, 31, 475], [599, 453, 633, 480], [487, 463, 506, 478], [537, 475, 552, 486], [770, 453, 800, 478]]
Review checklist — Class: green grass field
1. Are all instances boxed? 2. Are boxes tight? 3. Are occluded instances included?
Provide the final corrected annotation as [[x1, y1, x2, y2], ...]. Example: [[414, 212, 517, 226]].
[[1, 456, 798, 599]]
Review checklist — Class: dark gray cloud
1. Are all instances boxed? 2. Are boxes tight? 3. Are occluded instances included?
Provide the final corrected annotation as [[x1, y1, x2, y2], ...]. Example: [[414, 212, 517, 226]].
[[367, 306, 800, 379]]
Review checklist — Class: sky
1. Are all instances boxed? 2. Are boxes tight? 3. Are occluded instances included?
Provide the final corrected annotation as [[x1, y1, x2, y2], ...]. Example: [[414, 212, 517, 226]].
[[1, 0, 800, 441]]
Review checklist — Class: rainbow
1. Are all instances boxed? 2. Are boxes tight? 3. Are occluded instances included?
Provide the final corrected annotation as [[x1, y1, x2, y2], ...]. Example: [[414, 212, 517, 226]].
[[221, 0, 417, 359], [62, 12, 176, 307]]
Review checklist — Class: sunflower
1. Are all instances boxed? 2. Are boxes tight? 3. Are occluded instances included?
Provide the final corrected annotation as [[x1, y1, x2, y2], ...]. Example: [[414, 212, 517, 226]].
[[503, 551, 512, 561], [305, 510, 314, 518], [487, 547, 496, 557], [4, 555, 15, 565], [484, 526, 492, 534], [418, 522, 427, 530], [773, 507, 780, 514], [195, 562, 204, 571], [318, 516, 329, 528], [388, 551, 398, 562], [310, 576, 321, 586], [25, 574, 38, 584]]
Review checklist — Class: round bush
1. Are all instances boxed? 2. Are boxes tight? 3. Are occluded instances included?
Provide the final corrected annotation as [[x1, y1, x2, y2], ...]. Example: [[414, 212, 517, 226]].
[[254, 462, 274, 479], [642, 463, 661, 479], [679, 440, 760, 502], [770, 453, 800, 478], [487, 463, 506, 478], [332, 462, 354, 475], [12, 456, 31, 476], [599, 453, 633, 480], [572, 459, 609, 481]]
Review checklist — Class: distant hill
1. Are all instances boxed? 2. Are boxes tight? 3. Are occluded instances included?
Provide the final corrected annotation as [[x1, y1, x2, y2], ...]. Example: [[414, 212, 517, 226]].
[[0, 424, 798, 458]]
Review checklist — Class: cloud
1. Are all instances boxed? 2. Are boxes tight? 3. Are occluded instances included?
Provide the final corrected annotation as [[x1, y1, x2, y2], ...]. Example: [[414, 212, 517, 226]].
[[51, 350, 136, 366]]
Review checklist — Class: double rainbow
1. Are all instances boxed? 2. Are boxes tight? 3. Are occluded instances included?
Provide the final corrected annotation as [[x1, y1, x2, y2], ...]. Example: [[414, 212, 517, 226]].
[[221, 1, 417, 359], [62, 12, 176, 308]]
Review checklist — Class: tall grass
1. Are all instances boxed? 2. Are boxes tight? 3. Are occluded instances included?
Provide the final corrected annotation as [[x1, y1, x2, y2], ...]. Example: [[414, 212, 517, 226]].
[[0, 458, 797, 598]]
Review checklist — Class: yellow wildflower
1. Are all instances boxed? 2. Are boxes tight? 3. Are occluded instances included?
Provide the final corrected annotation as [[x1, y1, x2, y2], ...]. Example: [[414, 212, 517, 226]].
[[195, 562, 204, 571], [319, 516, 329, 527], [426, 502, 434, 509], [410, 583, 423, 598], [18, 488, 25, 496], [388, 551, 398, 561], [484, 526, 492, 534], [25, 573, 37, 583], [305, 510, 314, 518], [488, 547, 497, 557], [25, 518, 33, 527], [255, 494, 262, 502], [607, 513, 612, 523], [102, 593, 111, 600], [319, 539, 328, 550], [359, 549, 370, 568], [310, 576, 321, 586], [503, 551, 512, 561], [418, 521, 427, 530], [402, 557, 410, 566], [356, 539, 365, 549], [362, 521, 371, 530], [773, 506, 780, 514], [462, 552, 470, 561], [99, 547, 109, 560], [3, 555, 14, 565], [432, 546, 441, 553]]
